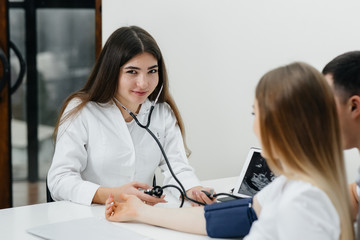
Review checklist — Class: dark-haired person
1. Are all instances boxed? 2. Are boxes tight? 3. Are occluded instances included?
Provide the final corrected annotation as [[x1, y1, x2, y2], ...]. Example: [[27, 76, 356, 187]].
[[322, 51, 360, 223], [105, 62, 354, 240], [47, 26, 215, 206]]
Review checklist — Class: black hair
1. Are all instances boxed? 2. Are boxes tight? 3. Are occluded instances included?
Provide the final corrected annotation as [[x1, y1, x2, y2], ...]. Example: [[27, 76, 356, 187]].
[[322, 51, 360, 101]]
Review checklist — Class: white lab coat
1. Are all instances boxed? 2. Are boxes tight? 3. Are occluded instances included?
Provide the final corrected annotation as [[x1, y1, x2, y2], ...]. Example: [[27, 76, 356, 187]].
[[245, 175, 340, 240], [47, 98, 201, 205]]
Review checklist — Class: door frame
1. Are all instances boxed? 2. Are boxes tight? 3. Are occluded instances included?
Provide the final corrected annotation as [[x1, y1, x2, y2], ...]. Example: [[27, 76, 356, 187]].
[[0, 0, 12, 209], [96, 0, 102, 58]]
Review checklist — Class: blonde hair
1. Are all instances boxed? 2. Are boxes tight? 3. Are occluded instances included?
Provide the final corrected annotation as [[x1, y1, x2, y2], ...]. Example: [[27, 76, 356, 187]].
[[256, 62, 354, 240]]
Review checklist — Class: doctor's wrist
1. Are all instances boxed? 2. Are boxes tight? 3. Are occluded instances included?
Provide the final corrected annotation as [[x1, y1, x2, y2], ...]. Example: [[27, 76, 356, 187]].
[[93, 186, 111, 204]]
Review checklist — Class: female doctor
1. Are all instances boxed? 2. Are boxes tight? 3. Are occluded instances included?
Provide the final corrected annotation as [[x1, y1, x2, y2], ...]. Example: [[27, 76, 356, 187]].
[[47, 26, 215, 206]]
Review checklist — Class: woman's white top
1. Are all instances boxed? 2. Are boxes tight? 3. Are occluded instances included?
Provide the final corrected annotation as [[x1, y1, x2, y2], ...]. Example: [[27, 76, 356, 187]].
[[244, 175, 340, 240], [47, 98, 200, 205]]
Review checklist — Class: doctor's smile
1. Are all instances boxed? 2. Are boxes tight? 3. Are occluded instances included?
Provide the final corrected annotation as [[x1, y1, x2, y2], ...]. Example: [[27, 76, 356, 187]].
[[132, 90, 147, 95]]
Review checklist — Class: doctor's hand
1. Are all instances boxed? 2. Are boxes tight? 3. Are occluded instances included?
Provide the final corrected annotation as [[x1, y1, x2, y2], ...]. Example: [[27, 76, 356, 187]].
[[116, 181, 167, 206], [186, 186, 217, 206], [105, 193, 145, 222]]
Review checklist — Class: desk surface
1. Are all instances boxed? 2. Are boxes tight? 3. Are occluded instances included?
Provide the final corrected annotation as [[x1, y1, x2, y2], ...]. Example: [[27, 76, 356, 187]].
[[0, 177, 238, 240]]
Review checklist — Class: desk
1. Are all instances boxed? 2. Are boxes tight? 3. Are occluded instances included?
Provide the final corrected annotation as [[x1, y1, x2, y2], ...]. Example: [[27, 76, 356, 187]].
[[0, 177, 238, 240]]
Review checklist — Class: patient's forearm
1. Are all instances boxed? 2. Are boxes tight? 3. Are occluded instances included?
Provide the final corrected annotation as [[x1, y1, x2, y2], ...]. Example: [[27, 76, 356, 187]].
[[137, 206, 207, 235]]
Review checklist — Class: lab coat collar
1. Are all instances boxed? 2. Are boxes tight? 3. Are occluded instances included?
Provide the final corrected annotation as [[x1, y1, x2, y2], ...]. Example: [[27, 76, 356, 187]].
[[137, 99, 152, 116], [110, 98, 153, 116]]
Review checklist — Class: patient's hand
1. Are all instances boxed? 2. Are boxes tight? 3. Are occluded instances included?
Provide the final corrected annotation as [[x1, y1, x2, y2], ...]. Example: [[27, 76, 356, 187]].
[[105, 193, 145, 222]]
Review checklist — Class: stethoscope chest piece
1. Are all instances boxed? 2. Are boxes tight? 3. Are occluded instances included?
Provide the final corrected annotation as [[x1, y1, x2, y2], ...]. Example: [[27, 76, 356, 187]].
[[144, 186, 163, 198]]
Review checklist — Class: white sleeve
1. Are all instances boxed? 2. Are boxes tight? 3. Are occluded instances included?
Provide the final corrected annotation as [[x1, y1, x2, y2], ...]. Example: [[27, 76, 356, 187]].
[[256, 176, 285, 207], [159, 105, 201, 197], [276, 190, 340, 240], [47, 100, 99, 205]]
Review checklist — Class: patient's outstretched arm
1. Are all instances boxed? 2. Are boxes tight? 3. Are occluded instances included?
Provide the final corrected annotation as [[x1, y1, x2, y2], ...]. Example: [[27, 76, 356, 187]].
[[105, 193, 207, 235]]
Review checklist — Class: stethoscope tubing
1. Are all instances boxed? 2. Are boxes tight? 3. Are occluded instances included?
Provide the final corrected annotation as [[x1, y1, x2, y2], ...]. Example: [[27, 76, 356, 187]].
[[114, 91, 241, 207], [130, 106, 206, 207]]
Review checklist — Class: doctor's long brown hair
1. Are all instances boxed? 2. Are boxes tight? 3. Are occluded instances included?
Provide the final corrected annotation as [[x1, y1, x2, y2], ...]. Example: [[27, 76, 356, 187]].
[[256, 62, 354, 240], [53, 26, 191, 156]]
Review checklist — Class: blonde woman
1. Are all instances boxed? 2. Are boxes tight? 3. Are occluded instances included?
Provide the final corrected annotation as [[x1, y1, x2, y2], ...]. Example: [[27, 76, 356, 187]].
[[105, 62, 354, 240]]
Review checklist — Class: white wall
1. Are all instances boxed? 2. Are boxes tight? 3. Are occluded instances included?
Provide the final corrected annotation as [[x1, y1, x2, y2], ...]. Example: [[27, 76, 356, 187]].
[[102, 0, 360, 183]]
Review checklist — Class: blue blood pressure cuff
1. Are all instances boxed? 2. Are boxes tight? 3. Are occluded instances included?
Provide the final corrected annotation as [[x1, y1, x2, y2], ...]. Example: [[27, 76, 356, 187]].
[[204, 198, 258, 238]]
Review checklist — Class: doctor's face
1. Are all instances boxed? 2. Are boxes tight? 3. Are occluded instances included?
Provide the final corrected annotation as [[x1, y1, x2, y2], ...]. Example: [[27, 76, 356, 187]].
[[116, 52, 159, 110]]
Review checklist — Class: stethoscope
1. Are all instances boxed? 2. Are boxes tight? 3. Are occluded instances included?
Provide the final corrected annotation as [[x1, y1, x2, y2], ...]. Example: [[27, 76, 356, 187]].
[[114, 85, 240, 207]]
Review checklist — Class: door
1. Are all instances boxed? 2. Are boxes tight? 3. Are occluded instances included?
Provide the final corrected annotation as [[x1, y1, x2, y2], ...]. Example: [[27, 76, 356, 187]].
[[0, 0, 12, 209], [0, 0, 101, 208], [0, 0, 101, 209], [8, 0, 101, 207]]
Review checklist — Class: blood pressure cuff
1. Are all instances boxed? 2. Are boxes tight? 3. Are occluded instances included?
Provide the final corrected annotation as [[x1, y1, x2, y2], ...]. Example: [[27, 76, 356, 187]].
[[204, 198, 257, 238]]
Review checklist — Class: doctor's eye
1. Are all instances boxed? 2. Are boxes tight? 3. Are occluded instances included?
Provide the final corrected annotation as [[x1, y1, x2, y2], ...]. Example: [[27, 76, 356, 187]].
[[251, 112, 255, 116], [126, 70, 137, 74], [148, 69, 158, 74]]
